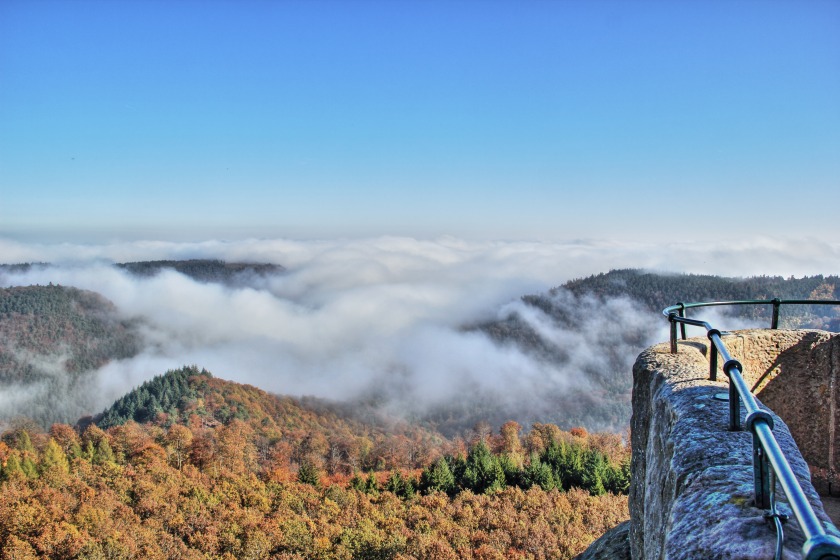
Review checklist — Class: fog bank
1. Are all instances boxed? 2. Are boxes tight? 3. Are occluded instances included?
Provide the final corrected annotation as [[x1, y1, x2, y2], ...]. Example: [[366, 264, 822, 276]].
[[1, 235, 837, 430]]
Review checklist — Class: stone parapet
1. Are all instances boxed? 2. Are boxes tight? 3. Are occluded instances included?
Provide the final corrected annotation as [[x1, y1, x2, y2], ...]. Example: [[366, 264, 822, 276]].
[[628, 330, 838, 559]]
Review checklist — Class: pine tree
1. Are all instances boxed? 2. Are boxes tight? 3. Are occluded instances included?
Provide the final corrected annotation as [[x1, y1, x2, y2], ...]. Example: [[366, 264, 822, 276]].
[[553, 442, 585, 490], [83, 440, 96, 462], [581, 450, 607, 496], [497, 453, 522, 487], [604, 455, 631, 495], [17, 430, 35, 453], [364, 472, 380, 496], [462, 440, 505, 494], [297, 460, 321, 487], [349, 472, 366, 492], [385, 470, 415, 499], [524, 454, 555, 491], [420, 457, 456, 496], [21, 455, 38, 479]]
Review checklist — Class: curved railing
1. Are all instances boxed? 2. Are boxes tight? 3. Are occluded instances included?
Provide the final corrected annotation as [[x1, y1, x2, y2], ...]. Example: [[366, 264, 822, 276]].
[[663, 299, 840, 560]]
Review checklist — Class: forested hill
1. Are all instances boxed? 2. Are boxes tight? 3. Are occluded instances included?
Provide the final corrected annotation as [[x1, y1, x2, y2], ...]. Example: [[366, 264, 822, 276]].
[[0, 259, 284, 287], [563, 269, 840, 315], [115, 259, 283, 284], [93, 365, 451, 473], [560, 269, 840, 331], [0, 284, 142, 425], [0, 285, 140, 378]]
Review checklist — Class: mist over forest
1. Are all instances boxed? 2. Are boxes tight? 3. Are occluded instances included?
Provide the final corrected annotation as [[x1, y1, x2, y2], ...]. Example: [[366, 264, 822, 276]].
[[1, 236, 839, 434]]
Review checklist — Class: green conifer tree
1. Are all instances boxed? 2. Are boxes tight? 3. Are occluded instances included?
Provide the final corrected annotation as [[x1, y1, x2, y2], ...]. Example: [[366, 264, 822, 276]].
[[581, 450, 607, 496], [524, 454, 556, 491], [297, 460, 321, 487], [364, 472, 380, 496], [21, 455, 38, 479], [385, 470, 415, 499], [84, 440, 96, 462], [348, 472, 366, 492], [497, 453, 522, 487], [419, 457, 456, 496], [462, 440, 505, 494], [17, 431, 35, 453]]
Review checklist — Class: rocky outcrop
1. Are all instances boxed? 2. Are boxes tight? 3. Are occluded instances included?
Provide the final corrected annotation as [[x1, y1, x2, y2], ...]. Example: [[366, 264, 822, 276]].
[[574, 520, 631, 560], [582, 330, 840, 559]]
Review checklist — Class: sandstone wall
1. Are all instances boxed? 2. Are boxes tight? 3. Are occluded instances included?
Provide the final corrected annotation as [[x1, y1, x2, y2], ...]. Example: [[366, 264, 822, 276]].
[[722, 330, 840, 494]]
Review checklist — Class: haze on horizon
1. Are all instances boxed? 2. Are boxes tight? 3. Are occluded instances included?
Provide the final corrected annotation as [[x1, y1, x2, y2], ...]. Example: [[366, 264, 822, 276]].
[[1, 0, 838, 244]]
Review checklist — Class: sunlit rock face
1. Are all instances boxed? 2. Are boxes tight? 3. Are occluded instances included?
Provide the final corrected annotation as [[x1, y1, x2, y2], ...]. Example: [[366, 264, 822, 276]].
[[628, 330, 839, 559], [723, 330, 840, 496]]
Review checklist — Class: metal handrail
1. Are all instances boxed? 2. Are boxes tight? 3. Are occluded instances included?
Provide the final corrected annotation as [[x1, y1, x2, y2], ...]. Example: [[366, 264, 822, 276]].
[[662, 299, 840, 560]]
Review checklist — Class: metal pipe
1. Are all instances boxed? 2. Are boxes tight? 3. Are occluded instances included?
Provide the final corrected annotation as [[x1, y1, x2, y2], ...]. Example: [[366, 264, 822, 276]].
[[662, 299, 840, 318], [709, 344, 718, 381], [728, 366, 761, 417]]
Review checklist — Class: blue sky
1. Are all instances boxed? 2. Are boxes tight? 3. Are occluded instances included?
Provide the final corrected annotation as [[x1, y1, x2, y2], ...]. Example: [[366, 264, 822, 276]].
[[1, 0, 838, 243]]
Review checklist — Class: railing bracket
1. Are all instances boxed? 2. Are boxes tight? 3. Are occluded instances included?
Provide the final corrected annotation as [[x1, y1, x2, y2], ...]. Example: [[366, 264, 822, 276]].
[[746, 410, 775, 432]]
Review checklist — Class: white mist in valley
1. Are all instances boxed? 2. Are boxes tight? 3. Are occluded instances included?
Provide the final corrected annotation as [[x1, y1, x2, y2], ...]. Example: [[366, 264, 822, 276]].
[[1, 235, 838, 432]]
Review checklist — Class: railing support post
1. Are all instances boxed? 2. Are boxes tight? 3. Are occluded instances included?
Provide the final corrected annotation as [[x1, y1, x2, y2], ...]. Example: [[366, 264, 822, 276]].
[[729, 381, 740, 431], [753, 441, 772, 509], [747, 411, 775, 509], [772, 298, 781, 329], [677, 302, 687, 340], [669, 313, 678, 354], [725, 359, 743, 431], [708, 329, 720, 381]]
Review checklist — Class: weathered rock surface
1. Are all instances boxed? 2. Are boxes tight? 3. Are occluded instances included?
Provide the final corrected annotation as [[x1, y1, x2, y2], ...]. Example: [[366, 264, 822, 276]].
[[573, 520, 631, 560]]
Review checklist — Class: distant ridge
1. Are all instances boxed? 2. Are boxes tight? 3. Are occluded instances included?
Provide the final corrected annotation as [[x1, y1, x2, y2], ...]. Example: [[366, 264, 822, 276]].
[[115, 259, 284, 284], [562, 268, 840, 327], [1, 259, 284, 286]]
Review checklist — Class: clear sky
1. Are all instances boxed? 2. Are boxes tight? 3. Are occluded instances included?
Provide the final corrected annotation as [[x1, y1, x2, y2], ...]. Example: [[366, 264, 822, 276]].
[[1, 0, 838, 243]]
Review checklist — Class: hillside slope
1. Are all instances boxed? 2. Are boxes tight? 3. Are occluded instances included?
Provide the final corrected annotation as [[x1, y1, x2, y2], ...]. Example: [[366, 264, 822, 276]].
[[463, 269, 840, 433], [0, 284, 142, 426], [93, 365, 452, 474]]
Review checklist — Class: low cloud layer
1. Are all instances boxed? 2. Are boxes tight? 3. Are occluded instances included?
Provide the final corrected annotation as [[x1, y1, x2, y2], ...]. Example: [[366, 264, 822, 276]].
[[1, 235, 838, 430]]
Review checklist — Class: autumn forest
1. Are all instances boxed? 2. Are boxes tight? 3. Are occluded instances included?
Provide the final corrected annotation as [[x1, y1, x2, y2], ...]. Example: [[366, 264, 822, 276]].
[[0, 366, 629, 559]]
